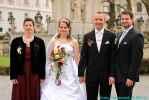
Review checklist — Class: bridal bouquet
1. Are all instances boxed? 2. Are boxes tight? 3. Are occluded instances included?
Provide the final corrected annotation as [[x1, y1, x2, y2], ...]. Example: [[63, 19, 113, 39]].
[[51, 45, 66, 86]]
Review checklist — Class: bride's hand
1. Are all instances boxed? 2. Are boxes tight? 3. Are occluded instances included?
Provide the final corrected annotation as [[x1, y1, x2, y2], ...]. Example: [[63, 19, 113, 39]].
[[58, 58, 65, 64], [79, 76, 85, 83], [40, 79, 44, 83]]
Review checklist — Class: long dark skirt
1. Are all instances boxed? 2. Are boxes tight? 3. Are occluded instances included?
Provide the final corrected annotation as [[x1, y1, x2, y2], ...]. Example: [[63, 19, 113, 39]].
[[11, 47, 40, 100]]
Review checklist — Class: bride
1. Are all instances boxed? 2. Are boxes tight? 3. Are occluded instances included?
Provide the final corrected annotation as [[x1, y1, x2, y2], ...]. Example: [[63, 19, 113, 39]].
[[41, 18, 86, 100]]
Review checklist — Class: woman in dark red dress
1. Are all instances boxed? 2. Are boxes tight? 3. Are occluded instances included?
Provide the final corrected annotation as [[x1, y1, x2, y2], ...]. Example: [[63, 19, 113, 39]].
[[10, 18, 46, 100]]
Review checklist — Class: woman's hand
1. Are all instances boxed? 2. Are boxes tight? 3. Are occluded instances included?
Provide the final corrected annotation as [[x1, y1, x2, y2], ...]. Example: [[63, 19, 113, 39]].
[[40, 79, 45, 83], [12, 79, 18, 85], [79, 76, 85, 83]]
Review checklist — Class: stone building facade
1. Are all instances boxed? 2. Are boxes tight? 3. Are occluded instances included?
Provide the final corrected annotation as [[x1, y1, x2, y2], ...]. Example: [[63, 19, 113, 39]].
[[0, 0, 52, 33], [50, 0, 149, 34]]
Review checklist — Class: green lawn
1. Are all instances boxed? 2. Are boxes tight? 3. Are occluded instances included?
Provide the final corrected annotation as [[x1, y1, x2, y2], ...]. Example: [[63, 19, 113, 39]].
[[0, 56, 9, 67]]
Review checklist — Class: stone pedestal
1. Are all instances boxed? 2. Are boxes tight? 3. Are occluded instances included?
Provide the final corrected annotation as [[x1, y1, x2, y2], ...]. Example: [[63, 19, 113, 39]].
[[71, 22, 84, 35]]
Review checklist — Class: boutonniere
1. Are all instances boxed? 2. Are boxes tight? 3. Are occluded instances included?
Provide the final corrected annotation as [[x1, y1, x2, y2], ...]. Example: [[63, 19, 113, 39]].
[[87, 39, 94, 47], [17, 46, 22, 55], [123, 42, 127, 45], [105, 41, 110, 45]]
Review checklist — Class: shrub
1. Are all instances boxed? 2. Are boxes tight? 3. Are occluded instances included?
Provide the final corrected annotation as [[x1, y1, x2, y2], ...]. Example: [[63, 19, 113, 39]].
[[140, 59, 149, 74], [0, 66, 9, 75]]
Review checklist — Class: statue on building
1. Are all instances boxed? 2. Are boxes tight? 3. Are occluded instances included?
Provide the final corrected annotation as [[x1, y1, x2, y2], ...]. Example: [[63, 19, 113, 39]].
[[71, 0, 85, 22]]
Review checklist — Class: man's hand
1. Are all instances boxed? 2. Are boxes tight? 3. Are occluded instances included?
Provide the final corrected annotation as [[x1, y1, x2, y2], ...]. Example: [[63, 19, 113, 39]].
[[79, 76, 85, 83], [109, 77, 115, 85], [126, 79, 134, 87]]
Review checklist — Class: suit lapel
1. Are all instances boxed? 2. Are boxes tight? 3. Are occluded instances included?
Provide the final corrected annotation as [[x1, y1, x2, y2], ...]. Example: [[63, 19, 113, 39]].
[[99, 30, 108, 54], [119, 28, 134, 48], [116, 32, 122, 48], [91, 30, 99, 53], [117, 32, 122, 43], [90, 29, 109, 54]]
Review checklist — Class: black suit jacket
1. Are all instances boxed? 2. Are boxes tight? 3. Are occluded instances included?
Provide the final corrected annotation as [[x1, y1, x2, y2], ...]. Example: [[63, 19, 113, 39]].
[[114, 28, 144, 82], [78, 29, 115, 82], [10, 36, 46, 80]]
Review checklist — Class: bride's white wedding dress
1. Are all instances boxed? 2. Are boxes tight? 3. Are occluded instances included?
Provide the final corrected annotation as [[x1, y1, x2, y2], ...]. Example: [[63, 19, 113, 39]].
[[41, 42, 86, 100]]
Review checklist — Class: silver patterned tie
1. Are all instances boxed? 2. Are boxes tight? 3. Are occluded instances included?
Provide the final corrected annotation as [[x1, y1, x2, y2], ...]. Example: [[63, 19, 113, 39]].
[[118, 30, 127, 45]]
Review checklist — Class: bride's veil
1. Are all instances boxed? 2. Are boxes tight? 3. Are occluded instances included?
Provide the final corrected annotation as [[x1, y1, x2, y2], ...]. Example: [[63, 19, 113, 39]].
[[45, 33, 58, 78]]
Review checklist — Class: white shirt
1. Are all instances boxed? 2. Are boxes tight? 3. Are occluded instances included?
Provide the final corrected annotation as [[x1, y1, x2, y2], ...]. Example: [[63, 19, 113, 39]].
[[95, 28, 104, 52], [119, 25, 133, 45]]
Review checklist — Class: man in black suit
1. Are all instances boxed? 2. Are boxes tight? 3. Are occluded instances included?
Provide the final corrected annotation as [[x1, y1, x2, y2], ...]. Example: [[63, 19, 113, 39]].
[[114, 11, 144, 100], [78, 11, 115, 100]]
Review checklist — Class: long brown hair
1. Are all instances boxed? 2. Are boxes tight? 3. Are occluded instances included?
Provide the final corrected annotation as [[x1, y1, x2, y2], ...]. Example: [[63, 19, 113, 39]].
[[57, 17, 72, 39]]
